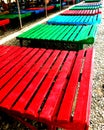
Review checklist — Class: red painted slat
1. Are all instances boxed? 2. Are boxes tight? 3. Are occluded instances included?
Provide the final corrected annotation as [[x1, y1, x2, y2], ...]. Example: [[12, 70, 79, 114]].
[[1, 49, 53, 110], [0, 46, 21, 62], [0, 48, 35, 88], [0, 46, 12, 56], [40, 51, 77, 121], [0, 46, 93, 129], [26, 51, 68, 117], [0, 47, 27, 72], [12, 50, 60, 113], [73, 48, 94, 124], [0, 49, 45, 102], [57, 49, 85, 122]]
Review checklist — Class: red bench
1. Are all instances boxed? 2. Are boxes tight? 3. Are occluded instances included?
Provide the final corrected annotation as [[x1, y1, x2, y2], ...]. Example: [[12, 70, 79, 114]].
[[0, 19, 10, 31], [61, 9, 101, 15], [0, 45, 94, 130]]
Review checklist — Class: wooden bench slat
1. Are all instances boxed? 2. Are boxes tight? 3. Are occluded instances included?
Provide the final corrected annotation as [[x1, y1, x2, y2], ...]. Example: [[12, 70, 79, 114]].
[[70, 5, 101, 10], [38, 25, 62, 40], [11, 50, 61, 114], [69, 26, 82, 41], [30, 25, 53, 39], [26, 51, 68, 117], [62, 26, 77, 41], [75, 25, 96, 44], [57, 49, 85, 122], [27, 25, 49, 39], [0, 49, 45, 102], [73, 48, 94, 123], [0, 49, 53, 110], [49, 26, 68, 41], [47, 15, 101, 25], [76, 3, 102, 6], [56, 26, 73, 41], [39, 51, 77, 121], [0, 48, 35, 88], [0, 46, 14, 57], [0, 47, 27, 78], [18, 24, 44, 38], [0, 47, 27, 67], [61, 9, 101, 15]]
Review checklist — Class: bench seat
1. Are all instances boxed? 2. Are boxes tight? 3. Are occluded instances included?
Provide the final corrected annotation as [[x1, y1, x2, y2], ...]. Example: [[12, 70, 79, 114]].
[[75, 3, 102, 7], [61, 9, 101, 15], [12, 9, 45, 15], [26, 7, 45, 14], [47, 15, 101, 25], [85, 0, 101, 2], [70, 6, 101, 10], [0, 12, 32, 20], [26, 6, 55, 12], [17, 24, 97, 50], [0, 45, 94, 130], [0, 19, 10, 31], [75, 2, 102, 6], [45, 5, 55, 11]]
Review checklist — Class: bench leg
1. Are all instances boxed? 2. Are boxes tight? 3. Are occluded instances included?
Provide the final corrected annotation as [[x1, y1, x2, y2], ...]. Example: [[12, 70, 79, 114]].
[[2, 25, 6, 31], [1, 110, 38, 130], [78, 44, 83, 50], [48, 125, 57, 130], [20, 39, 23, 47], [13, 115, 38, 130]]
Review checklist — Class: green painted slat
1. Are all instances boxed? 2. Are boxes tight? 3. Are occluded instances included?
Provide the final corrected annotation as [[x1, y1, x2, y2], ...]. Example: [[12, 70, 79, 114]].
[[75, 26, 90, 42], [36, 25, 55, 40], [62, 26, 77, 41], [56, 26, 73, 41], [75, 25, 95, 44], [49, 26, 66, 40], [30, 24, 52, 39], [69, 26, 82, 41], [70, 6, 101, 10], [17, 24, 44, 38], [51, 26, 68, 40], [46, 26, 66, 40], [87, 25, 97, 44], [38, 25, 61, 40]]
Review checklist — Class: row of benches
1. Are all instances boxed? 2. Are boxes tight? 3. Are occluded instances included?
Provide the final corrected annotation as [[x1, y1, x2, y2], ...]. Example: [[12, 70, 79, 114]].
[[0, 1, 102, 130], [16, 2, 102, 50], [0, 3, 67, 31]]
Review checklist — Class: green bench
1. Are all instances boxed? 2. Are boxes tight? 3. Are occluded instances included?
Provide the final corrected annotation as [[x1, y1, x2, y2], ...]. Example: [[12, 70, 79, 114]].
[[85, 0, 101, 2], [17, 24, 97, 50], [70, 5, 102, 10], [0, 13, 32, 20]]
